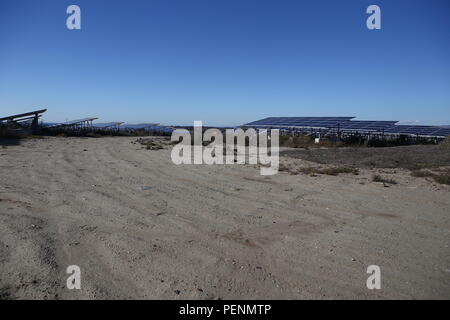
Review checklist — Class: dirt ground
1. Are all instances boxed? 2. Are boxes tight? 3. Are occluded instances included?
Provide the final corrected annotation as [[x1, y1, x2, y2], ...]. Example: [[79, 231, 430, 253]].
[[0, 136, 449, 299]]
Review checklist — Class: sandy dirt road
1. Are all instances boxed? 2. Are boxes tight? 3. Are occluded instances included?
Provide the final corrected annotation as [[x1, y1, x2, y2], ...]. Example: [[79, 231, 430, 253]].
[[0, 137, 449, 299]]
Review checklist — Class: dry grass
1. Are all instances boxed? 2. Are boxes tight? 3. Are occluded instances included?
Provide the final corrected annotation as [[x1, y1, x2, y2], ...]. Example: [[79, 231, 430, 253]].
[[280, 165, 359, 176], [279, 134, 344, 149]]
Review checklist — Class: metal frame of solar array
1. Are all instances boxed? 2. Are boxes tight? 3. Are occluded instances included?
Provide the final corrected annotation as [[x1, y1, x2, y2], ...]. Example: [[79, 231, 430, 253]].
[[47, 118, 95, 127], [62, 117, 98, 126], [48, 117, 99, 129]]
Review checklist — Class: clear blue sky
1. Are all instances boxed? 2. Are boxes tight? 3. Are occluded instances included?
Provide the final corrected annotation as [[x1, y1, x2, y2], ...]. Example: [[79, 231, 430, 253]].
[[1, 0, 449, 126]]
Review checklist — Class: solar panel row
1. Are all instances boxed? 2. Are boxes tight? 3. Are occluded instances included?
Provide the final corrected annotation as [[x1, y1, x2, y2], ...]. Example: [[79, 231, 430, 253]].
[[384, 126, 450, 136], [244, 117, 450, 137], [246, 117, 355, 128], [119, 123, 159, 130], [63, 117, 99, 125], [119, 123, 174, 133]]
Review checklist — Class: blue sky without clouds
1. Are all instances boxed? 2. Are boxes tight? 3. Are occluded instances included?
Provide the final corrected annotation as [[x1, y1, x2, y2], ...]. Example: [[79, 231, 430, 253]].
[[0, 0, 449, 126]]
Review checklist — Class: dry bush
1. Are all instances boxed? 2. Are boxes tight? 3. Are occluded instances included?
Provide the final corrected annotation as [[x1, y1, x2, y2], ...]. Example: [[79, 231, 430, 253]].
[[0, 286, 13, 300], [279, 134, 312, 148], [410, 170, 433, 178], [439, 137, 450, 151], [433, 174, 450, 185], [320, 167, 359, 175], [278, 163, 291, 172], [136, 138, 164, 150], [296, 166, 359, 176], [372, 174, 398, 184]]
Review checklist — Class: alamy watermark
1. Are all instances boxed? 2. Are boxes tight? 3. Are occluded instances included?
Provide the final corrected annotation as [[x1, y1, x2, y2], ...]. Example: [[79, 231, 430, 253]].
[[66, 265, 81, 290], [367, 5, 381, 30], [366, 265, 381, 290], [170, 121, 279, 176], [66, 5, 381, 31], [66, 5, 81, 30]]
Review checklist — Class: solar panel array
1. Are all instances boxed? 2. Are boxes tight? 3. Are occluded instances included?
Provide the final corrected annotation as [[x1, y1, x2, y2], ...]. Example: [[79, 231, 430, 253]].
[[245, 117, 354, 128], [119, 123, 174, 133], [119, 123, 159, 130], [244, 117, 450, 137]]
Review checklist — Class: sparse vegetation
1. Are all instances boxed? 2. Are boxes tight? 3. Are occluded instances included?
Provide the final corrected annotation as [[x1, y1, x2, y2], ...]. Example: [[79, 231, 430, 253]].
[[372, 174, 398, 185], [279, 134, 344, 149], [281, 144, 450, 185], [146, 144, 163, 150], [136, 137, 166, 150], [0, 286, 13, 300], [314, 167, 359, 176], [281, 144, 450, 170], [410, 170, 434, 178], [281, 165, 359, 176], [18, 134, 46, 140], [439, 137, 450, 151], [432, 174, 450, 185], [411, 168, 450, 185], [85, 132, 103, 138]]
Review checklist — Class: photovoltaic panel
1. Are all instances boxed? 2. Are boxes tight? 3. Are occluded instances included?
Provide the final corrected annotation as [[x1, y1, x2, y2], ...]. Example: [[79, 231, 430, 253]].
[[93, 122, 124, 128], [120, 123, 159, 129], [433, 128, 450, 137], [0, 109, 47, 122], [384, 125, 444, 136], [337, 121, 399, 132]]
